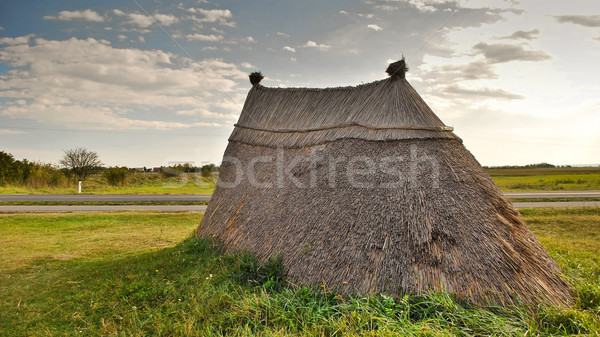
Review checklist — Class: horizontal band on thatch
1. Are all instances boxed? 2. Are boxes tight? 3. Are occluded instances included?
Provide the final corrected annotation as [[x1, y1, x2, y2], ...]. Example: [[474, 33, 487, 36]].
[[234, 122, 454, 133], [229, 124, 458, 148]]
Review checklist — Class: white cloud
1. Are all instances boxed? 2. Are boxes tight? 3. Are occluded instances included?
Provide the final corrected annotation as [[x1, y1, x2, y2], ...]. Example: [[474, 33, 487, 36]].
[[554, 15, 600, 27], [153, 13, 179, 26], [0, 36, 246, 130], [276, 32, 290, 37], [185, 33, 223, 42], [0, 129, 25, 135], [138, 36, 145, 43], [0, 35, 34, 46], [283, 46, 296, 52], [240, 62, 254, 69], [44, 9, 105, 22], [117, 34, 127, 41], [401, 0, 446, 13], [120, 12, 154, 28], [367, 24, 383, 31], [472, 42, 551, 63], [304, 40, 331, 51], [246, 36, 256, 43], [497, 29, 540, 40], [187, 8, 235, 26], [113, 11, 178, 28], [444, 85, 524, 100], [357, 13, 375, 19]]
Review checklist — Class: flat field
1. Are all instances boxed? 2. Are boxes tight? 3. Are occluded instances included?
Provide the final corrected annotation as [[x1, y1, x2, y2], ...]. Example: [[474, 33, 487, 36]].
[[0, 172, 217, 195], [0, 209, 598, 336], [488, 167, 600, 191]]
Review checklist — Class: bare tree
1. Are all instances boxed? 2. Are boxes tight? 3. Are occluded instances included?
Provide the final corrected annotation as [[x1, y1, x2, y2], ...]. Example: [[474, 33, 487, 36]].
[[59, 148, 103, 182]]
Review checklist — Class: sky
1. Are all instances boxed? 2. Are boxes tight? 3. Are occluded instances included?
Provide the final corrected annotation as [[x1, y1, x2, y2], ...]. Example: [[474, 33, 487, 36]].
[[0, 0, 599, 168]]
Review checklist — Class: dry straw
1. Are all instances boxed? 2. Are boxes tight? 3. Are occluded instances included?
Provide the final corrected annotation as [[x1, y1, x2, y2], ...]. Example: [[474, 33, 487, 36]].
[[197, 61, 572, 307]]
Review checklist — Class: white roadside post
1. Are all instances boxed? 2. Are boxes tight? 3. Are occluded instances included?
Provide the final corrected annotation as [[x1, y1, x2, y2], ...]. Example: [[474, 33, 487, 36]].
[[78, 180, 82, 194]]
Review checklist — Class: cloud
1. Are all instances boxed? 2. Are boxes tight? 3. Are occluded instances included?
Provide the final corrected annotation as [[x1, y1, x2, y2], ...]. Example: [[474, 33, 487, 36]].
[[113, 11, 178, 28], [276, 32, 290, 37], [0, 26, 4, 30], [185, 33, 223, 42], [115, 11, 153, 28], [304, 40, 331, 51], [0, 129, 25, 135], [434, 60, 498, 81], [187, 8, 235, 26], [246, 36, 256, 43], [367, 24, 383, 31], [283, 46, 296, 52], [554, 15, 600, 27], [444, 85, 525, 100], [0, 36, 246, 130], [472, 42, 551, 63], [240, 62, 254, 69], [402, 0, 446, 13], [357, 13, 375, 19], [44, 9, 105, 22], [497, 29, 540, 40], [0, 35, 34, 46], [152, 13, 179, 26]]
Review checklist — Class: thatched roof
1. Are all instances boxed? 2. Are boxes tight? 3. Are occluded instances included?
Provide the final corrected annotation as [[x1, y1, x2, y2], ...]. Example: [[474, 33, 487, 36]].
[[197, 60, 572, 307], [231, 66, 456, 148]]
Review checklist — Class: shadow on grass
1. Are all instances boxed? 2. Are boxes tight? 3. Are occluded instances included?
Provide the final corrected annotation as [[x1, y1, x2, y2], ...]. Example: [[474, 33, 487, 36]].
[[1, 236, 597, 336]]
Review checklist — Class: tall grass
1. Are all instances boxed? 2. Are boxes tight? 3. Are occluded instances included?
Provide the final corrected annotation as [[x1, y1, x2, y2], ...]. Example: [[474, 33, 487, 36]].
[[0, 209, 599, 336]]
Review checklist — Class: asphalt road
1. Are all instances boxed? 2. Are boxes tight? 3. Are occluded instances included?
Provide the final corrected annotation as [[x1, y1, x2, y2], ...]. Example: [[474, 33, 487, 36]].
[[0, 202, 598, 213], [1, 191, 599, 202], [0, 205, 208, 212]]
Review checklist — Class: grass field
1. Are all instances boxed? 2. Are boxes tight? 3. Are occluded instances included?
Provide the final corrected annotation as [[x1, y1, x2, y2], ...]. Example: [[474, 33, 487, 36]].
[[487, 167, 600, 191], [0, 172, 217, 195], [1, 209, 599, 336], [1, 167, 599, 194]]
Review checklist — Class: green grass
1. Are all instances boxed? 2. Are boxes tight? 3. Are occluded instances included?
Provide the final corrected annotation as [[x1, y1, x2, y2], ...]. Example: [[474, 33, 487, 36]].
[[1, 209, 599, 336], [0, 172, 217, 195], [3, 168, 600, 194], [491, 174, 600, 191], [486, 167, 600, 191]]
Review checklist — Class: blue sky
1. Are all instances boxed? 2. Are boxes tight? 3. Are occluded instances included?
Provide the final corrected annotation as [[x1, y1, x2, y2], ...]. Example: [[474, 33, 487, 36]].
[[1, 0, 599, 167]]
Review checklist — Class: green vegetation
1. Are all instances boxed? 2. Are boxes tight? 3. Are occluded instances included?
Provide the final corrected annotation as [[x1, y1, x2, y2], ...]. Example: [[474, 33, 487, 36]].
[[1, 208, 599, 336], [0, 150, 219, 194], [486, 167, 600, 191], [0, 172, 217, 195], [3, 150, 599, 194], [0, 151, 68, 189]]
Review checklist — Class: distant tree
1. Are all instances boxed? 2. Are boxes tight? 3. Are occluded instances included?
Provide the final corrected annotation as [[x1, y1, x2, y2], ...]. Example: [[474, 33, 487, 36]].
[[104, 166, 129, 186], [0, 151, 18, 185], [59, 148, 103, 182], [201, 163, 218, 177]]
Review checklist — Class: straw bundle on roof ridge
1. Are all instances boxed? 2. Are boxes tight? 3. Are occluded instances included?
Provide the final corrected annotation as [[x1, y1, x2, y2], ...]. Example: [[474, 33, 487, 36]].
[[197, 61, 573, 307]]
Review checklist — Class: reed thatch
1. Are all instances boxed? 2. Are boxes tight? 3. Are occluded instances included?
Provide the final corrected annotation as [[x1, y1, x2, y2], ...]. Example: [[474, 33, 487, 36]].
[[197, 61, 573, 307]]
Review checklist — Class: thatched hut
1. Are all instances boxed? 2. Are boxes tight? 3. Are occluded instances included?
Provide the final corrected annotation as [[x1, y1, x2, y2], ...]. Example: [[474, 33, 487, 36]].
[[197, 59, 572, 306]]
